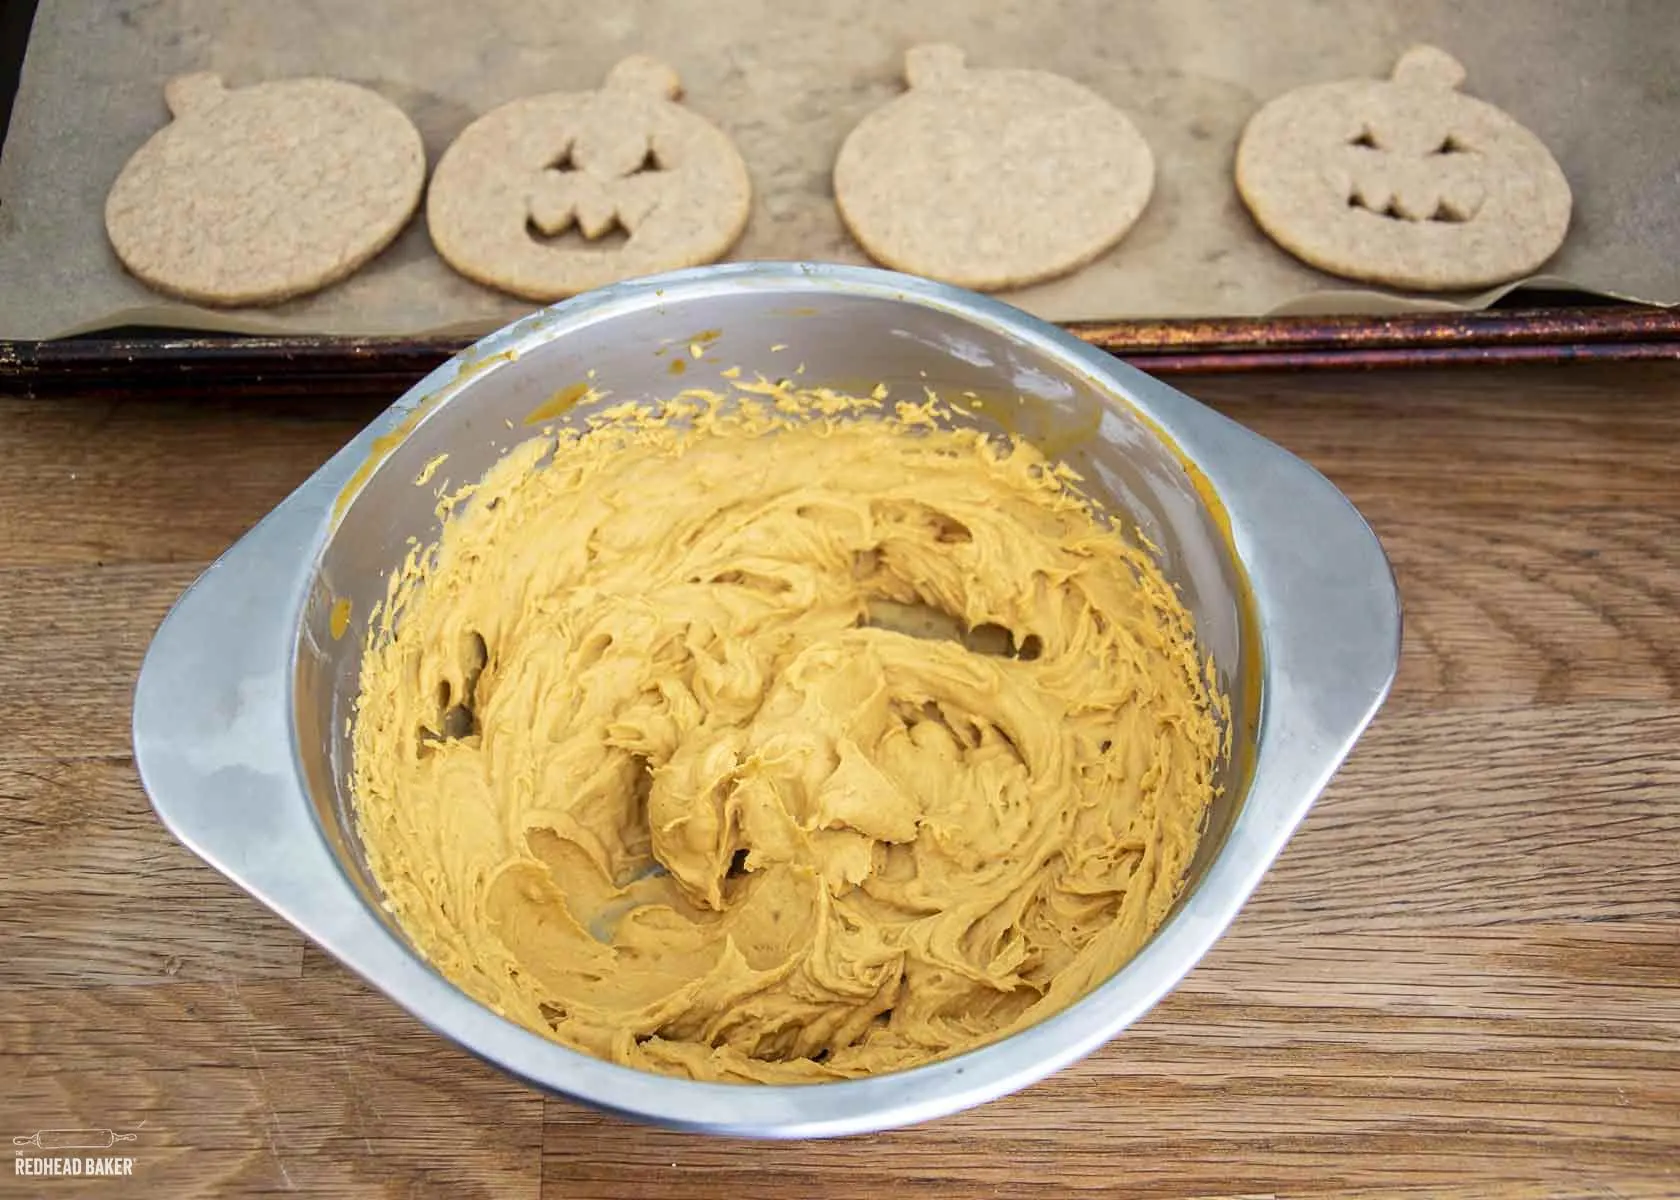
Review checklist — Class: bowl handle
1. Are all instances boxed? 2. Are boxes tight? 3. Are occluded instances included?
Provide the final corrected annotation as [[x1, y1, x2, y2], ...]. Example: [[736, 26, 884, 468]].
[[131, 496, 336, 911], [1134, 371, 1403, 849]]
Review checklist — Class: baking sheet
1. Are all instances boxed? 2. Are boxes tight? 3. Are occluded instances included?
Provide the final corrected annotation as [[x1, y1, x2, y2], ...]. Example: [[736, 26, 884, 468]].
[[0, 0, 1676, 340]]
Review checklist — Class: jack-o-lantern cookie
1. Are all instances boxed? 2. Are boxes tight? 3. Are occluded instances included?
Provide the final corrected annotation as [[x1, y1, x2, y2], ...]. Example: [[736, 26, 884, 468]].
[[1236, 45, 1571, 291], [834, 45, 1155, 292], [105, 73, 425, 306], [427, 56, 751, 302]]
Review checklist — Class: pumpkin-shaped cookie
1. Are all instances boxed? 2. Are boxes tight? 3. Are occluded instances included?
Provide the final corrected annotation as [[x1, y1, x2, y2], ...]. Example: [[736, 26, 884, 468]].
[[427, 56, 751, 302], [833, 45, 1154, 292], [1236, 45, 1571, 291], [104, 73, 425, 306]]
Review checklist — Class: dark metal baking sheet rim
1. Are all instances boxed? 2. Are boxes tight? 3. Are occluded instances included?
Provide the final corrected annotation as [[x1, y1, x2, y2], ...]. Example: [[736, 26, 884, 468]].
[[1, 304, 1676, 398]]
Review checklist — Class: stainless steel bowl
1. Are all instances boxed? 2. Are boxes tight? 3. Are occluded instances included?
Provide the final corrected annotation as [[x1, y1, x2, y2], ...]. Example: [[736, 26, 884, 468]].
[[133, 263, 1399, 1138]]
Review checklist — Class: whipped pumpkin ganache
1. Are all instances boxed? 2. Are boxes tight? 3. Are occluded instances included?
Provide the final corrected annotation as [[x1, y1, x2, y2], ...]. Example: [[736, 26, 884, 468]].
[[352, 381, 1226, 1083]]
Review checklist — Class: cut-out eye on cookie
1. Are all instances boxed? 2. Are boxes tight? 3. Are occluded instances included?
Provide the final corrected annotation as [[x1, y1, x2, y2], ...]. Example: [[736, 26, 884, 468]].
[[1430, 134, 1472, 156], [1348, 128, 1381, 149]]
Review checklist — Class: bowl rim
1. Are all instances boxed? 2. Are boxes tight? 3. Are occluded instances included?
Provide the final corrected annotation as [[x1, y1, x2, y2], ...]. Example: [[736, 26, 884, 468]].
[[133, 262, 1401, 1138]]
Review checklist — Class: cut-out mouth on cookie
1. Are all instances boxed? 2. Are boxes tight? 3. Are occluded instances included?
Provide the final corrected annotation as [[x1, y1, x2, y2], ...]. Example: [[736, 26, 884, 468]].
[[1344, 189, 1480, 223], [525, 216, 636, 249]]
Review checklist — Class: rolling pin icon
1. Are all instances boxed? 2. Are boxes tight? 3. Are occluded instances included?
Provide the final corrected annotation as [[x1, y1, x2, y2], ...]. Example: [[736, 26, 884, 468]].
[[13, 1130, 136, 1150]]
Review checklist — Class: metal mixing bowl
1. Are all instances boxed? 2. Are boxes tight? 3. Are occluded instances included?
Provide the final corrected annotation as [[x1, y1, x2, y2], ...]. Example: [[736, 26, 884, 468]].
[[133, 263, 1399, 1137]]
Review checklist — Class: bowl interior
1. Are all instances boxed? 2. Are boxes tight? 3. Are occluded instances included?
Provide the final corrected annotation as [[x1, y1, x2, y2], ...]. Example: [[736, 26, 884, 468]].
[[293, 285, 1258, 984]]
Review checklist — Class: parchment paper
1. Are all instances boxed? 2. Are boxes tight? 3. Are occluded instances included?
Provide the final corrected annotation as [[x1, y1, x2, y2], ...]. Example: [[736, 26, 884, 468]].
[[1, 0, 1676, 339]]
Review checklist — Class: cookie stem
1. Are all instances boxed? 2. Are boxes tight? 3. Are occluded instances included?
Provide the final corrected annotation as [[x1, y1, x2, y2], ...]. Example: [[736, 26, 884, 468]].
[[163, 72, 229, 118], [603, 56, 682, 101], [904, 44, 968, 90], [1391, 45, 1466, 91]]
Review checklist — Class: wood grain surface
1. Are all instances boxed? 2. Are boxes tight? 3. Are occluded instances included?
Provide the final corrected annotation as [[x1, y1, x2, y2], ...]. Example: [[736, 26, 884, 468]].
[[1, 364, 1676, 1199]]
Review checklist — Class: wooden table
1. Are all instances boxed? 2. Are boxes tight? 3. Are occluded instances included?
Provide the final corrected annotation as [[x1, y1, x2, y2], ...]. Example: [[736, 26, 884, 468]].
[[2, 363, 1676, 1199]]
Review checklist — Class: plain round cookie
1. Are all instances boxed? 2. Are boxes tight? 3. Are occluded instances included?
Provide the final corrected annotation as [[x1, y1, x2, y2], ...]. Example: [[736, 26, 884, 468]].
[[105, 73, 425, 306], [426, 56, 751, 302], [834, 45, 1154, 292], [1235, 45, 1571, 292]]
